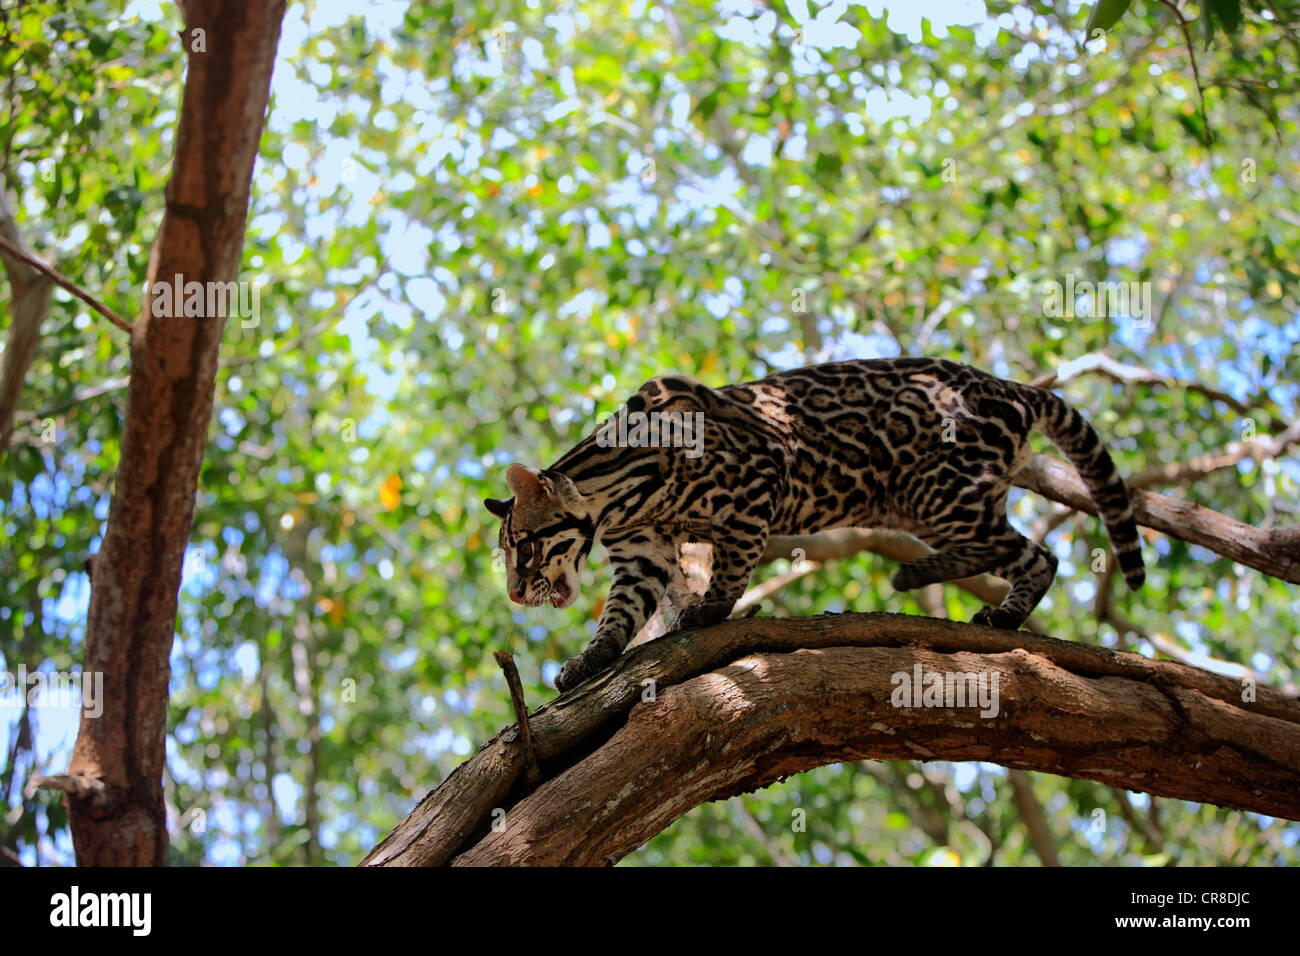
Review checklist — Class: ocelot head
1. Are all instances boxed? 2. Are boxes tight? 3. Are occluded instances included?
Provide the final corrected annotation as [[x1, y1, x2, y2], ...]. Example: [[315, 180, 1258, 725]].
[[484, 464, 594, 609]]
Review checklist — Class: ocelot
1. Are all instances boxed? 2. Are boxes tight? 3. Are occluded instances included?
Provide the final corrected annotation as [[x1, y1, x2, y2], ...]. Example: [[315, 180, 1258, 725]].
[[485, 357, 1145, 693]]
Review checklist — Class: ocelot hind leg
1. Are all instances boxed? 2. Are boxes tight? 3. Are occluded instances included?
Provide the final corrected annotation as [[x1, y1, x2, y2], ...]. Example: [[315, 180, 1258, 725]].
[[889, 497, 1027, 592], [890, 509, 1058, 631], [890, 536, 1021, 592], [970, 534, 1058, 630]]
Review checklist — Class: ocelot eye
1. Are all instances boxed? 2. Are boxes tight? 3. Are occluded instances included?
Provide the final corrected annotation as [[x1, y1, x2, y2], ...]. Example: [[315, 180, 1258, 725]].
[[516, 541, 536, 564]]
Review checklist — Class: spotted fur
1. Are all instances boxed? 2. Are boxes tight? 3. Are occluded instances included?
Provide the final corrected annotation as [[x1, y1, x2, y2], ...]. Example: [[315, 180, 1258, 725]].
[[485, 357, 1145, 693]]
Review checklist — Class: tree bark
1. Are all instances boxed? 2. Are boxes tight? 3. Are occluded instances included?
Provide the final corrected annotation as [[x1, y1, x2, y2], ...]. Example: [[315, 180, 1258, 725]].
[[49, 0, 286, 866], [362, 612, 1300, 867], [0, 189, 54, 455]]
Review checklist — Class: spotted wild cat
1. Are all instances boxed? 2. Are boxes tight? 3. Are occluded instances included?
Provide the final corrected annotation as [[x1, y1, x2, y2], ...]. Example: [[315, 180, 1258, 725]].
[[485, 357, 1145, 693]]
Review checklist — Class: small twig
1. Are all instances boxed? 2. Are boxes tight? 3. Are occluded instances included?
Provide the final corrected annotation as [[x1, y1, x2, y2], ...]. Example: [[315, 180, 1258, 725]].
[[14, 376, 131, 424], [729, 796, 799, 867], [0, 233, 133, 333], [1111, 787, 1166, 852], [1031, 504, 1077, 545], [1153, 0, 1210, 136], [494, 650, 542, 788]]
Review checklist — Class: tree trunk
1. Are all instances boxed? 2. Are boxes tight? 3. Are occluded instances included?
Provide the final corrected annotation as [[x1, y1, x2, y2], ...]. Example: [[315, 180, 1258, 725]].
[[51, 0, 286, 866], [362, 613, 1300, 867]]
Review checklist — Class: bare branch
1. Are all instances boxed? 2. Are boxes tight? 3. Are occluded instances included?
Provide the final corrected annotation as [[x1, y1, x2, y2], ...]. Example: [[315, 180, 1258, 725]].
[[733, 559, 822, 614], [1032, 352, 1253, 415], [1130, 420, 1300, 490], [1008, 770, 1060, 866], [764, 527, 1013, 606], [12, 376, 132, 432], [0, 232, 131, 333], [728, 797, 798, 867], [494, 651, 542, 789], [1017, 454, 1300, 585]]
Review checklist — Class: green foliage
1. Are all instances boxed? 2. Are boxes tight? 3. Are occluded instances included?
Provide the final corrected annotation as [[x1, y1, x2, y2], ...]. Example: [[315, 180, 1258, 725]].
[[2, 0, 1298, 866], [1086, 0, 1132, 36], [1081, 0, 1253, 44]]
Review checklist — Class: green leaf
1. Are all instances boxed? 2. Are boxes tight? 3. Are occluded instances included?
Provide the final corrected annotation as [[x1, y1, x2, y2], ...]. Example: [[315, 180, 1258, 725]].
[[813, 151, 843, 187], [1083, 0, 1132, 36], [1209, 0, 1243, 35], [87, 28, 113, 57], [104, 184, 144, 210]]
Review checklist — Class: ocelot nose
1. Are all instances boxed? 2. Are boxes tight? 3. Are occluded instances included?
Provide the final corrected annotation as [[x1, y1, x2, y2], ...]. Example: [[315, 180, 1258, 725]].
[[508, 585, 523, 603]]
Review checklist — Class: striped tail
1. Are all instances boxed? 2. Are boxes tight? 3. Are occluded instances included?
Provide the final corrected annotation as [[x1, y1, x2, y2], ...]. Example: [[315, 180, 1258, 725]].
[[1025, 388, 1145, 590]]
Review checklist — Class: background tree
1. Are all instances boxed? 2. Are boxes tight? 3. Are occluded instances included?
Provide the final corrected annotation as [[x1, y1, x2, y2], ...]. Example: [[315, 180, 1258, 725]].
[[2, 0, 1297, 865], [2, 0, 285, 865]]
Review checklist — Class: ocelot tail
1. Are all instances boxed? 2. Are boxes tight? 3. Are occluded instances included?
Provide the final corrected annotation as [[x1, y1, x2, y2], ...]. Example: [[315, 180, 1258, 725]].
[[485, 357, 1145, 693]]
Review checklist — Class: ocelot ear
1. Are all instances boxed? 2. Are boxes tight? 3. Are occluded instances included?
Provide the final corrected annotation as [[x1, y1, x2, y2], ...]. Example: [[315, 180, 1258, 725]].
[[505, 464, 546, 500], [505, 463, 584, 509], [484, 497, 513, 519], [539, 469, 584, 508]]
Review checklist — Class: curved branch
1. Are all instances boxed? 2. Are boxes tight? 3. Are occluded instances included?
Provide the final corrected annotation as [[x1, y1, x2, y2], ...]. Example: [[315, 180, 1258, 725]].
[[362, 613, 1300, 867], [1017, 454, 1300, 585], [763, 527, 1011, 605], [1129, 420, 1300, 490]]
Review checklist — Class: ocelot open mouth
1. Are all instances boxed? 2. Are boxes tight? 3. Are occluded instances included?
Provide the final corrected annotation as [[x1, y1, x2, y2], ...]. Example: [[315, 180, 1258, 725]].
[[549, 579, 572, 607]]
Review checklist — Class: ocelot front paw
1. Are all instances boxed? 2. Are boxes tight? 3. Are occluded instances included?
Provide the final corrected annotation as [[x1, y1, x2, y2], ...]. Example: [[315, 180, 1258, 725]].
[[971, 605, 1022, 630], [554, 639, 621, 694]]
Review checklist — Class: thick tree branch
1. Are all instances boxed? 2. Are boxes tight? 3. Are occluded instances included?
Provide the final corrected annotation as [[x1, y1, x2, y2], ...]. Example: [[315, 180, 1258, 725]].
[[362, 613, 1300, 867]]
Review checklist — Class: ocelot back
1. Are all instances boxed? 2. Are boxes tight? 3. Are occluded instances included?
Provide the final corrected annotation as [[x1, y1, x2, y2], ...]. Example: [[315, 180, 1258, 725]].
[[485, 357, 1145, 693]]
